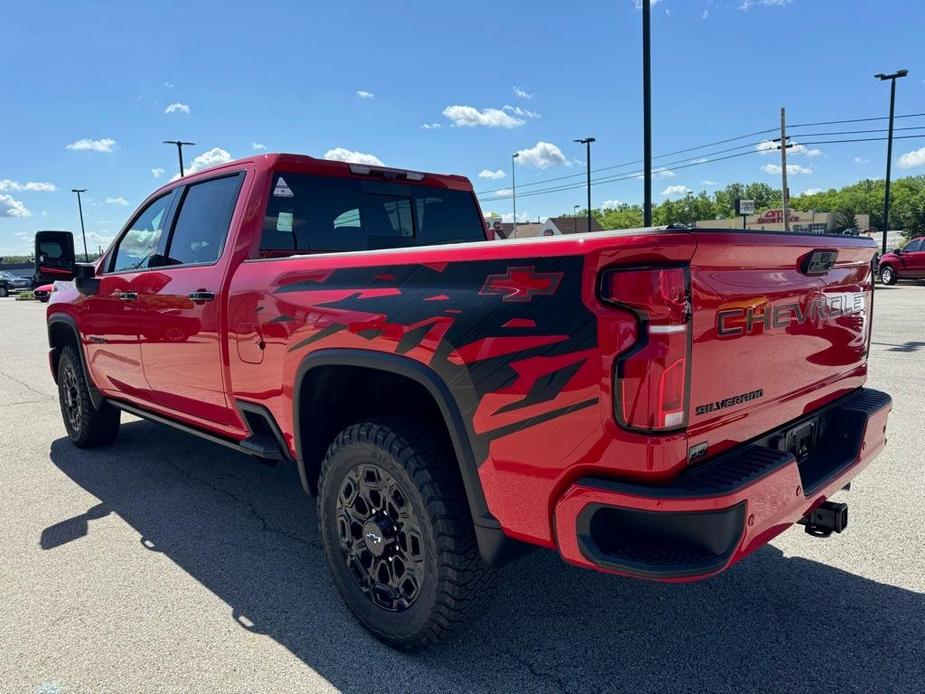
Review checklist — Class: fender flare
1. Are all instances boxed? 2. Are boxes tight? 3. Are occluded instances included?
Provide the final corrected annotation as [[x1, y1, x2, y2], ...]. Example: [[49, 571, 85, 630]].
[[47, 313, 104, 410], [293, 348, 519, 565]]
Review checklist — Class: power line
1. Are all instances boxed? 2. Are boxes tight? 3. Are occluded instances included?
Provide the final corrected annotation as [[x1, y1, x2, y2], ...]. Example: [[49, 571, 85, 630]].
[[476, 125, 781, 195], [788, 125, 925, 138], [478, 112, 925, 197], [789, 112, 925, 128], [479, 132, 925, 203]]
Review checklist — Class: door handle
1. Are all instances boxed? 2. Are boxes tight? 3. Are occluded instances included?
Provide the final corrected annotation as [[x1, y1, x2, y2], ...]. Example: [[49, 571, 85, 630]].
[[117, 291, 138, 302], [188, 290, 215, 302]]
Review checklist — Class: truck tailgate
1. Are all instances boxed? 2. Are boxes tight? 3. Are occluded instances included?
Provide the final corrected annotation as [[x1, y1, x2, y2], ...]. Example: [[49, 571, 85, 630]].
[[686, 231, 875, 455]]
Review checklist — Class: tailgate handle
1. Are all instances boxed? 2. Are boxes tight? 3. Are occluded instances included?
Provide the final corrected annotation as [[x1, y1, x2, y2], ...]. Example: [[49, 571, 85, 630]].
[[801, 249, 838, 276]]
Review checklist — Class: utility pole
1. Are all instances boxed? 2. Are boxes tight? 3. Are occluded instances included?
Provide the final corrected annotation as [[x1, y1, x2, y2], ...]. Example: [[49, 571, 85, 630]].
[[875, 69, 908, 254], [163, 140, 195, 177], [71, 189, 89, 261], [511, 152, 520, 234], [642, 0, 653, 227], [779, 107, 790, 232], [574, 137, 596, 232]]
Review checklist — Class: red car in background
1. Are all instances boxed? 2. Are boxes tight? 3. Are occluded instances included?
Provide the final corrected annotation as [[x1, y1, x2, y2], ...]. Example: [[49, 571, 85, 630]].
[[33, 283, 54, 302], [878, 236, 925, 284]]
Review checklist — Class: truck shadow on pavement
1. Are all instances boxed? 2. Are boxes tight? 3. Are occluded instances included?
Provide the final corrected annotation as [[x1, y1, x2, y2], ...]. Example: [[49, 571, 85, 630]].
[[47, 421, 923, 693]]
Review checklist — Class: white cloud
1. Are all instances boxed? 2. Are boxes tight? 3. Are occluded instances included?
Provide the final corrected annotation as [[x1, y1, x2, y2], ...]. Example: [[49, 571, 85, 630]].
[[661, 185, 692, 198], [0, 194, 31, 218], [105, 196, 130, 207], [421, 123, 442, 130], [739, 0, 792, 10], [701, 180, 719, 186], [66, 138, 116, 153], [502, 104, 541, 119], [494, 189, 513, 198], [478, 169, 506, 180], [601, 199, 624, 210], [251, 142, 267, 150], [633, 0, 660, 8], [514, 141, 567, 169], [164, 102, 190, 115], [802, 188, 823, 196], [633, 167, 676, 179], [756, 140, 778, 153], [323, 147, 384, 166], [499, 211, 537, 223], [761, 163, 813, 175], [512, 86, 534, 100], [151, 168, 165, 179], [804, 148, 823, 158], [701, 9, 709, 18], [898, 146, 925, 169], [442, 105, 524, 128], [0, 179, 56, 192], [356, 90, 374, 100], [172, 147, 233, 179], [853, 156, 870, 164], [164, 82, 174, 88]]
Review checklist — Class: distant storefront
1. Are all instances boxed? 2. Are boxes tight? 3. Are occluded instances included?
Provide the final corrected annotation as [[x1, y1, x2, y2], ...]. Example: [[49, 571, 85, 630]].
[[694, 209, 870, 234]]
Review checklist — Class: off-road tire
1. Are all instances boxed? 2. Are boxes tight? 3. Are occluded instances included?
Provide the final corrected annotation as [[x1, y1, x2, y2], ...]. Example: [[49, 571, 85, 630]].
[[317, 418, 496, 650], [57, 345, 121, 447], [880, 265, 897, 285]]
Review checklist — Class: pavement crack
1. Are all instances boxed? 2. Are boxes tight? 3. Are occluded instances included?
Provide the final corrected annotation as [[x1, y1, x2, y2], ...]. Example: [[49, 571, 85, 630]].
[[476, 631, 572, 692], [156, 454, 312, 548], [0, 368, 55, 401]]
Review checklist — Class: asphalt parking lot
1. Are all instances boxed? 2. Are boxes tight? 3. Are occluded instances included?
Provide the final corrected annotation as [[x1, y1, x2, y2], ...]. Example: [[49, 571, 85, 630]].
[[1, 285, 923, 694]]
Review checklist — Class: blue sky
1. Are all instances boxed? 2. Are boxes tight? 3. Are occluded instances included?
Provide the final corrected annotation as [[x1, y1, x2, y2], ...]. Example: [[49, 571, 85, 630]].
[[2, 0, 925, 254]]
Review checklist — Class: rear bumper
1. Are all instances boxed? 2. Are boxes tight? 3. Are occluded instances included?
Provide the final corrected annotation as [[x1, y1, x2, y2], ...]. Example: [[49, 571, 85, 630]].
[[553, 388, 891, 581]]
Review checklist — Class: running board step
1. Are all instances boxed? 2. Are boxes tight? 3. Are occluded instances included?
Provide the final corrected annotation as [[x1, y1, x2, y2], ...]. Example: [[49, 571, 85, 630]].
[[239, 434, 284, 463]]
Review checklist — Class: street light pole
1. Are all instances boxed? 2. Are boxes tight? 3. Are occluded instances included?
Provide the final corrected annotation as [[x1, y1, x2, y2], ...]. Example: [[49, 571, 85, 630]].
[[163, 140, 196, 177], [875, 69, 908, 254], [574, 137, 596, 233], [511, 152, 519, 234], [71, 189, 89, 261], [642, 0, 652, 227]]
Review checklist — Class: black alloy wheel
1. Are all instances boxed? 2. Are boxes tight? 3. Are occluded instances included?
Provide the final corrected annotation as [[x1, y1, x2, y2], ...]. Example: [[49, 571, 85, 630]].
[[336, 463, 425, 612]]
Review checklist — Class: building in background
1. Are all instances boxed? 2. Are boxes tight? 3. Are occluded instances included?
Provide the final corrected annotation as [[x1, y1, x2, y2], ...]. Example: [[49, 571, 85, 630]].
[[485, 213, 602, 240], [694, 209, 870, 234]]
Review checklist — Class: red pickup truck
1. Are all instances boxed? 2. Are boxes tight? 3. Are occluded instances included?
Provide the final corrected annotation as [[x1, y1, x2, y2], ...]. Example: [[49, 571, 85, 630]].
[[39, 153, 891, 650]]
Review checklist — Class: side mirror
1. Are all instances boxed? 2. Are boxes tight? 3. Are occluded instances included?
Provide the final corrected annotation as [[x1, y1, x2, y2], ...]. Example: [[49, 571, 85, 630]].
[[74, 262, 100, 296], [892, 248, 902, 255], [34, 230, 75, 282]]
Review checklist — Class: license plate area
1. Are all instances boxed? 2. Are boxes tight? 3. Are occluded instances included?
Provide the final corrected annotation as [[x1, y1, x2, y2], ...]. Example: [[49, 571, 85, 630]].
[[774, 419, 819, 465]]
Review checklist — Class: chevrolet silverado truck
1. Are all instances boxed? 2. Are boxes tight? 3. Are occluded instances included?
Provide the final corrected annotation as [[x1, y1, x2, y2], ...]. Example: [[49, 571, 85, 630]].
[[38, 153, 891, 650]]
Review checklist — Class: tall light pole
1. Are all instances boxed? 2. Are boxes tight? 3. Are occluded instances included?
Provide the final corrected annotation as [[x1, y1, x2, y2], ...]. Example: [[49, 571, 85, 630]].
[[574, 137, 596, 233], [642, 0, 652, 227], [511, 152, 520, 233], [163, 140, 195, 177], [875, 69, 908, 254], [71, 189, 89, 261]]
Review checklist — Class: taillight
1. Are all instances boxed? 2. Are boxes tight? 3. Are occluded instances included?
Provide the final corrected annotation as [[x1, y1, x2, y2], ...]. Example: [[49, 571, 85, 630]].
[[600, 266, 692, 432]]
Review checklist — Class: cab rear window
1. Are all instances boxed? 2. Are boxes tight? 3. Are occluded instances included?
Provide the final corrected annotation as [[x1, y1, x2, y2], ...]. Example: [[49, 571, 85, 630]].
[[259, 173, 484, 257]]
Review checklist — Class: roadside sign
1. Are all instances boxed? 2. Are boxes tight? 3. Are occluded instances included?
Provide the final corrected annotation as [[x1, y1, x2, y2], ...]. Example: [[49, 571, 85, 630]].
[[735, 199, 755, 215]]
